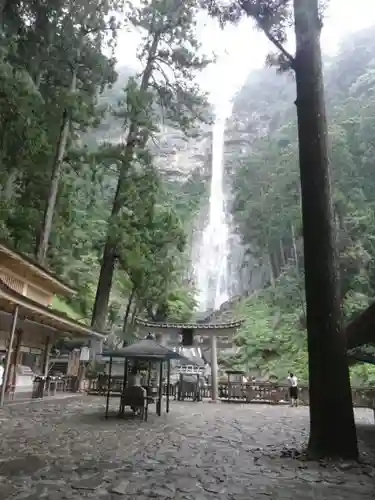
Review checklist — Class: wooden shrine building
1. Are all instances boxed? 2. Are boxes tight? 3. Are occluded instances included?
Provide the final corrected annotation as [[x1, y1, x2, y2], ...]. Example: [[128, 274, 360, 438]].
[[134, 317, 243, 401], [0, 242, 104, 405]]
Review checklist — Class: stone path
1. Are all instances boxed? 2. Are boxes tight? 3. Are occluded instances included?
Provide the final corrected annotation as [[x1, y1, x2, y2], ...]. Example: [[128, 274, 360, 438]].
[[0, 397, 374, 499]]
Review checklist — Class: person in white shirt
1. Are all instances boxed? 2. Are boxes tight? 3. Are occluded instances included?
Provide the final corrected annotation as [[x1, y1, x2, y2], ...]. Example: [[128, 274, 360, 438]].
[[287, 372, 298, 407]]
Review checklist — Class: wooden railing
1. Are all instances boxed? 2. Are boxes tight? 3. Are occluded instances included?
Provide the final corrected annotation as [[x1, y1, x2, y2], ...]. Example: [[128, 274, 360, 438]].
[[32, 376, 81, 397], [86, 376, 375, 408], [5, 376, 81, 402], [219, 382, 375, 407]]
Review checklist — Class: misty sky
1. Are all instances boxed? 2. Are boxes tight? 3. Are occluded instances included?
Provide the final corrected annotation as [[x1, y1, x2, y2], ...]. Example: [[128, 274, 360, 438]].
[[116, 0, 375, 108]]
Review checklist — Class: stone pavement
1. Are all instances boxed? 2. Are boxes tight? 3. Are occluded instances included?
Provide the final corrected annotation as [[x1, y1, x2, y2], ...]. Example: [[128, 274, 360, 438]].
[[0, 397, 374, 499]]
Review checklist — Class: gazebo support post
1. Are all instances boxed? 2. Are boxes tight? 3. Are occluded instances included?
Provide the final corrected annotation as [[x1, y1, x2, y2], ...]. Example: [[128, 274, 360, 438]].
[[157, 360, 163, 416], [105, 356, 113, 419], [166, 359, 170, 413], [119, 357, 128, 417], [0, 305, 19, 407]]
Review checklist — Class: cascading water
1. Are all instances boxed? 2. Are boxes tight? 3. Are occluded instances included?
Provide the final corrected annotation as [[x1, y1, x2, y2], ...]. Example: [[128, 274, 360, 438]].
[[195, 112, 231, 312]]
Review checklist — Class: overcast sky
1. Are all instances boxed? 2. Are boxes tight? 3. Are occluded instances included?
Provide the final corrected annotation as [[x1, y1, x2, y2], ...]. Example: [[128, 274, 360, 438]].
[[115, 0, 375, 108]]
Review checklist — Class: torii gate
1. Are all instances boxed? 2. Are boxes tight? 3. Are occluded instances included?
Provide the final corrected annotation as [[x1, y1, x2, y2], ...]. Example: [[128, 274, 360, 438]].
[[134, 318, 243, 401]]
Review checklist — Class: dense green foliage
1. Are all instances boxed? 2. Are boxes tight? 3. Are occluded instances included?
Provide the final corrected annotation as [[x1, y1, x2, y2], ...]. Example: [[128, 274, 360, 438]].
[[227, 25, 375, 385], [0, 0, 207, 339], [2, 1, 374, 388]]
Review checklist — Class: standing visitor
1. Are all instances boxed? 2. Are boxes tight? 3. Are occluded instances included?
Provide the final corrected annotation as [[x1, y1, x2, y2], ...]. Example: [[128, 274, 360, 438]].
[[287, 372, 298, 407]]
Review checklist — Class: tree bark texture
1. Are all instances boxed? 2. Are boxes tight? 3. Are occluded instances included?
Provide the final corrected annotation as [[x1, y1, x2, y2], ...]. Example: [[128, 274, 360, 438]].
[[91, 240, 116, 331], [122, 286, 136, 335], [36, 68, 77, 265], [293, 0, 357, 459]]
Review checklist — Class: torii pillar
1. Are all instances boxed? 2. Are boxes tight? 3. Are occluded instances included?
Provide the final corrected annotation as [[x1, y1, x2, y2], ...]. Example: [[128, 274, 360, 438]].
[[210, 333, 218, 402]]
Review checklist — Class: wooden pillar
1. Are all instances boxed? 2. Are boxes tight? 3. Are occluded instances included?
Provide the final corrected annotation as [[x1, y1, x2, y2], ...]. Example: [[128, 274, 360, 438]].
[[157, 361, 163, 416], [77, 363, 86, 392], [0, 306, 19, 407], [119, 357, 128, 416], [178, 373, 182, 401], [210, 334, 218, 402], [42, 336, 51, 377], [9, 329, 23, 395], [166, 359, 170, 413], [105, 357, 113, 420]]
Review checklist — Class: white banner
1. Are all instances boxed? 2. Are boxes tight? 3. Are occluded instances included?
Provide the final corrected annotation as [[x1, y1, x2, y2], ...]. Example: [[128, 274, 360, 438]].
[[79, 346, 90, 362]]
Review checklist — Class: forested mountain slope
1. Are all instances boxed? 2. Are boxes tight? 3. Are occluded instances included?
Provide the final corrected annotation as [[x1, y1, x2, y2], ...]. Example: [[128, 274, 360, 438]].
[[222, 24, 375, 384], [0, 1, 211, 341], [88, 66, 211, 226]]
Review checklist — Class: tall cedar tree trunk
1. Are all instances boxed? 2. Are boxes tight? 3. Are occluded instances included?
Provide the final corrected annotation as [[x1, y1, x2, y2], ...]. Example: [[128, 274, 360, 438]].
[[122, 286, 136, 336], [293, 0, 357, 459], [91, 33, 160, 332], [267, 252, 275, 287], [36, 68, 77, 264], [279, 239, 285, 268], [291, 223, 299, 276]]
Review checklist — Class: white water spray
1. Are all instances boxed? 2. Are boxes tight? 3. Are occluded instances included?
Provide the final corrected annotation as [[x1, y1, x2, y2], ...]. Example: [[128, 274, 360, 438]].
[[195, 109, 232, 312]]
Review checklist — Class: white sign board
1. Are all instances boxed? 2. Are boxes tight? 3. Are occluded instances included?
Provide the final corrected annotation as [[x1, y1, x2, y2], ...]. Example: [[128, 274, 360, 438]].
[[79, 347, 90, 362]]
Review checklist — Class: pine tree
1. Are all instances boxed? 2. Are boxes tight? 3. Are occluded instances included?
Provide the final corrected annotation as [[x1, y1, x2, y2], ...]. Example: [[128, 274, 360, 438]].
[[91, 0, 209, 331]]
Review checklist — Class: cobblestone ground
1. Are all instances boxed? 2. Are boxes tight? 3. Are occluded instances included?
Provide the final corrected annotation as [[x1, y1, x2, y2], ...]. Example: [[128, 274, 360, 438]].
[[0, 396, 374, 499]]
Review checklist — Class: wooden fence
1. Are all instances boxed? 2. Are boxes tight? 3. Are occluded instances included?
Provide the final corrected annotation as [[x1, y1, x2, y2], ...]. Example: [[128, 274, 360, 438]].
[[86, 376, 375, 408]]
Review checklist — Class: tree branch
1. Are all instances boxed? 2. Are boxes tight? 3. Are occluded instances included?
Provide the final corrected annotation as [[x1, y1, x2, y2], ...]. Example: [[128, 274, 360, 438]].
[[238, 0, 295, 66], [261, 26, 295, 66]]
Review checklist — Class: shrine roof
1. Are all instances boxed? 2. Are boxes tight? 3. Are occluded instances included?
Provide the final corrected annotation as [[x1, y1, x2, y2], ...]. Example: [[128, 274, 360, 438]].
[[0, 241, 75, 296], [0, 278, 104, 339]]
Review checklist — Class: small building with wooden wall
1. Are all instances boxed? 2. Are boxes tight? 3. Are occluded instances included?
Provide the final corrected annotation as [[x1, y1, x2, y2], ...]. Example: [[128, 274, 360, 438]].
[[0, 242, 104, 405]]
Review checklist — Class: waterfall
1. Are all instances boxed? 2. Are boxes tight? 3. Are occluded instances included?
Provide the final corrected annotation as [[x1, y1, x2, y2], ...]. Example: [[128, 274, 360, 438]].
[[194, 111, 232, 312]]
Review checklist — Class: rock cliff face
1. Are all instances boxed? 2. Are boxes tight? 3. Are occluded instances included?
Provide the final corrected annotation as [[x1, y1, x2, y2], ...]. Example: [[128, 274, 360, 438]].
[[225, 67, 295, 175], [90, 66, 286, 303], [87, 65, 212, 238], [91, 66, 213, 181], [220, 68, 295, 299], [154, 125, 211, 180]]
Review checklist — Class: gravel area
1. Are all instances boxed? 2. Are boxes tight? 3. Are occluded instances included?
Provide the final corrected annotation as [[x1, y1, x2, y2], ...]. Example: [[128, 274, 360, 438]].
[[0, 396, 374, 499]]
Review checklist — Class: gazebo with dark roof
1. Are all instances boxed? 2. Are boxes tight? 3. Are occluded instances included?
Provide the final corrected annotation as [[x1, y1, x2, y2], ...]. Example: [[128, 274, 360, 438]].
[[102, 335, 187, 420]]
